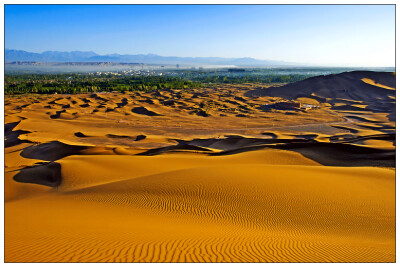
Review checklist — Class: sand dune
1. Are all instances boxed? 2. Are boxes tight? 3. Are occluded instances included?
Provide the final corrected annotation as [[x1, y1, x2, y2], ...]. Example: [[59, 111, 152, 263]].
[[5, 163, 394, 262], [245, 71, 395, 101], [245, 71, 395, 121], [5, 72, 395, 262]]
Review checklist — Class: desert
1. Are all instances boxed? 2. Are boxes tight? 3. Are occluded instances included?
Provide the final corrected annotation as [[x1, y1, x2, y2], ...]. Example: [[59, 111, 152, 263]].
[[4, 70, 395, 262]]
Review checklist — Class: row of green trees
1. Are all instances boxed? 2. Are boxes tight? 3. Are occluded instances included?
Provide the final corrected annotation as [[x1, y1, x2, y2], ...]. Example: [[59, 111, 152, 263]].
[[5, 73, 312, 95], [5, 75, 203, 95]]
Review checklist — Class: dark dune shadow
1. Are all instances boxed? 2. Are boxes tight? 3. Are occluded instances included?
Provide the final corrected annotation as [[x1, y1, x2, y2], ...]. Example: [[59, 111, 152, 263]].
[[331, 105, 368, 111], [106, 134, 146, 141], [161, 100, 176, 107], [329, 133, 394, 144], [50, 109, 66, 119], [132, 107, 160, 116], [291, 134, 318, 140], [81, 98, 91, 103], [139, 99, 154, 104], [5, 121, 32, 148], [90, 93, 109, 102], [14, 162, 61, 187], [135, 135, 146, 141], [20, 141, 88, 161], [345, 115, 379, 123], [210, 141, 394, 167], [47, 100, 60, 105], [106, 134, 135, 139], [116, 98, 128, 108], [74, 132, 91, 138], [138, 134, 395, 167]]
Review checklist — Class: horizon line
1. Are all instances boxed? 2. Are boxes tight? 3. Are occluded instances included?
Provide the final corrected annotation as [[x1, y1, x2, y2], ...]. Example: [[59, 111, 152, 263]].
[[5, 48, 395, 69]]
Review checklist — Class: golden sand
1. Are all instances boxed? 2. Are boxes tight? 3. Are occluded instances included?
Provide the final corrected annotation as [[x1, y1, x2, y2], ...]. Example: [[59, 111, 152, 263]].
[[5, 77, 395, 262], [6, 164, 394, 262], [362, 78, 395, 90]]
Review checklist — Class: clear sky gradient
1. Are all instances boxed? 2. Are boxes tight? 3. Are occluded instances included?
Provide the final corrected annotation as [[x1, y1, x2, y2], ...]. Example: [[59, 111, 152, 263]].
[[5, 5, 395, 67]]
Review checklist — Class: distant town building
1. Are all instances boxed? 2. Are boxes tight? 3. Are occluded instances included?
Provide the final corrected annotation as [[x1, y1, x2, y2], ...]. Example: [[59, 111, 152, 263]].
[[302, 104, 319, 110], [264, 101, 318, 111]]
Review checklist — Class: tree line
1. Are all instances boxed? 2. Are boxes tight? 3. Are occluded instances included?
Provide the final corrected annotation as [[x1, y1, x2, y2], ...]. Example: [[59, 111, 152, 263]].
[[5, 73, 312, 95]]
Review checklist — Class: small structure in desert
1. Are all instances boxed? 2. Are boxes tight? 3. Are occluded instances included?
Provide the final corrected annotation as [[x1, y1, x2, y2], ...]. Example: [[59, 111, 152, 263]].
[[264, 101, 319, 111], [301, 104, 319, 110]]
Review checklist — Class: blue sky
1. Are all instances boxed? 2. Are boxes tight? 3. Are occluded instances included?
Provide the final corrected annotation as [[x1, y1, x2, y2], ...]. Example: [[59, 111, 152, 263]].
[[5, 5, 395, 67]]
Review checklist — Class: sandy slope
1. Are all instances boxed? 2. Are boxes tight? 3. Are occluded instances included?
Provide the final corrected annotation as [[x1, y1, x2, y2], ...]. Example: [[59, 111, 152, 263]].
[[245, 71, 396, 122], [4, 72, 396, 262], [5, 163, 395, 262]]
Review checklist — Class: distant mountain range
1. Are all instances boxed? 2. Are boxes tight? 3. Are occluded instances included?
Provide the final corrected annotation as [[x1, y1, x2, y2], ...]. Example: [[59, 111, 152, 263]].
[[5, 49, 295, 66]]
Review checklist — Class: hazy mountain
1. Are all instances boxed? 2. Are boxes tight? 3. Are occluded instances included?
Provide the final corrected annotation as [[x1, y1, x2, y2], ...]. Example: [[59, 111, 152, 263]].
[[5, 49, 294, 66], [5, 49, 98, 62]]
